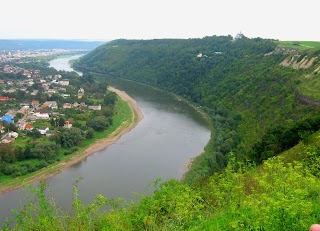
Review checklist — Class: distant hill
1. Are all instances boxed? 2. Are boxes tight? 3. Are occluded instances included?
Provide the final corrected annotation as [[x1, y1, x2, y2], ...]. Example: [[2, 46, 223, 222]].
[[0, 39, 105, 50]]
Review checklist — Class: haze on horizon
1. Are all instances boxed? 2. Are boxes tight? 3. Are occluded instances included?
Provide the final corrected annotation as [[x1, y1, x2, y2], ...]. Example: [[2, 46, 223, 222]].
[[1, 0, 319, 42]]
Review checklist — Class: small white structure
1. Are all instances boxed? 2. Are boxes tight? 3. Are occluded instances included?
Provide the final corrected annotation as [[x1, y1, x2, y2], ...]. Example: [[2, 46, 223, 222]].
[[64, 120, 73, 129], [37, 127, 49, 135], [9, 132, 19, 138], [88, 105, 101, 110], [59, 80, 69, 86]]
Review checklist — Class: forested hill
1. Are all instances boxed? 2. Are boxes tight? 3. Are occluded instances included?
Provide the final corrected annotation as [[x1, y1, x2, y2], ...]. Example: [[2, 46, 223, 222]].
[[74, 36, 320, 183]]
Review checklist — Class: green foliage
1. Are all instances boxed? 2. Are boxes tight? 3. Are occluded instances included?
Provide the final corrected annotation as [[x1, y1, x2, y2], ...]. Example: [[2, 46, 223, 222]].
[[30, 141, 60, 161], [85, 127, 95, 139], [4, 181, 62, 230], [298, 73, 320, 101], [129, 179, 204, 229], [59, 127, 84, 148], [28, 129, 41, 139], [104, 91, 117, 107], [251, 112, 320, 163], [87, 116, 110, 131]]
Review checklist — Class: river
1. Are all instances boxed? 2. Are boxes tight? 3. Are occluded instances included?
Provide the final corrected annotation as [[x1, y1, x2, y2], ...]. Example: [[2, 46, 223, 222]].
[[0, 55, 210, 225]]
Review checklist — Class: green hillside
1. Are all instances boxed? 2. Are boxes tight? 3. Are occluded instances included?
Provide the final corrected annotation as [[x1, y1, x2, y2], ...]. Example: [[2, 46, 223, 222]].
[[74, 36, 320, 182]]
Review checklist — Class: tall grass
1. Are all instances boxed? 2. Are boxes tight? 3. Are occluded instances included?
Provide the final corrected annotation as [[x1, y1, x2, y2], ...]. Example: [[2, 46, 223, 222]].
[[4, 134, 320, 230]]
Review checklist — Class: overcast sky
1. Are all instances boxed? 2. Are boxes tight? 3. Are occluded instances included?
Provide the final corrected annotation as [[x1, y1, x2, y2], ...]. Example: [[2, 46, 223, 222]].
[[1, 0, 319, 41]]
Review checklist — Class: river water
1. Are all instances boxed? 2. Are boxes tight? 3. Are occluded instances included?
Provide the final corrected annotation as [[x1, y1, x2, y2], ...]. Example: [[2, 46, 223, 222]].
[[0, 55, 210, 224]]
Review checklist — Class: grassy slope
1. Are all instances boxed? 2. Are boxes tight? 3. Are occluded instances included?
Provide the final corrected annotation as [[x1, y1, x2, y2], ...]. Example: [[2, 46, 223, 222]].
[[278, 41, 320, 50], [0, 97, 132, 191], [297, 72, 320, 101]]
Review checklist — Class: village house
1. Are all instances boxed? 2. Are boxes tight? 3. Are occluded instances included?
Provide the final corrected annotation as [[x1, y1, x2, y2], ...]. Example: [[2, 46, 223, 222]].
[[42, 84, 49, 91], [4, 88, 16, 93], [20, 102, 30, 107], [0, 96, 15, 101], [42, 101, 58, 109], [31, 100, 39, 108], [60, 94, 70, 98], [5, 110, 17, 117], [9, 132, 18, 139], [88, 105, 102, 111], [33, 110, 51, 119], [78, 88, 84, 99], [1, 115, 14, 123], [24, 123, 34, 131], [26, 115, 37, 122], [54, 74, 62, 80], [18, 105, 29, 114], [47, 89, 56, 94], [59, 80, 69, 86], [31, 90, 38, 96], [64, 120, 73, 128], [1, 137, 14, 143], [63, 103, 72, 109], [37, 127, 49, 135], [46, 130, 57, 137]]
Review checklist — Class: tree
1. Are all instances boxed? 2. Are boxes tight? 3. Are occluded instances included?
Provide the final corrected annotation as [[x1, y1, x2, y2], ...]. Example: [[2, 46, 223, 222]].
[[60, 127, 84, 148], [50, 118, 56, 127], [0, 144, 18, 163], [58, 117, 65, 127], [86, 127, 95, 139], [104, 92, 117, 106], [87, 116, 110, 131], [30, 141, 60, 161], [29, 129, 41, 139]]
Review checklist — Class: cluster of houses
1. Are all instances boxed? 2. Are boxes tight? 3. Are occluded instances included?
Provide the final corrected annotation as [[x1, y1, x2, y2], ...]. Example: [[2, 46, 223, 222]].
[[0, 95, 102, 143], [0, 61, 104, 144], [0, 107, 74, 143], [0, 49, 77, 63]]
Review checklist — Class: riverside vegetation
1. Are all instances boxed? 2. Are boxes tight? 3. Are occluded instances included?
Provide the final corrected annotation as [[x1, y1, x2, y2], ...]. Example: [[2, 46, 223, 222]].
[[3, 35, 320, 230]]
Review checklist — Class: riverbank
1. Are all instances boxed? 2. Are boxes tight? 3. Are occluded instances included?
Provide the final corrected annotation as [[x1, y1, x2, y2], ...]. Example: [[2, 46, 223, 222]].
[[0, 87, 143, 193]]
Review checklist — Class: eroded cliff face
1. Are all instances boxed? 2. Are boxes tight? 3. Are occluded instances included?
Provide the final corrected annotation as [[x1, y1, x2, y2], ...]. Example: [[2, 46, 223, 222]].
[[280, 55, 319, 70]]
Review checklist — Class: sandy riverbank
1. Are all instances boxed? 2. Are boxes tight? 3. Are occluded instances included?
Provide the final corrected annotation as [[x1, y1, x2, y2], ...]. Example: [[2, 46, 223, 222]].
[[0, 87, 143, 193]]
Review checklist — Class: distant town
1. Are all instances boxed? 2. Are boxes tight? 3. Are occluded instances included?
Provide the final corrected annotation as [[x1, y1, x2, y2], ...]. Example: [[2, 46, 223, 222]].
[[0, 50, 110, 144], [0, 49, 85, 63]]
